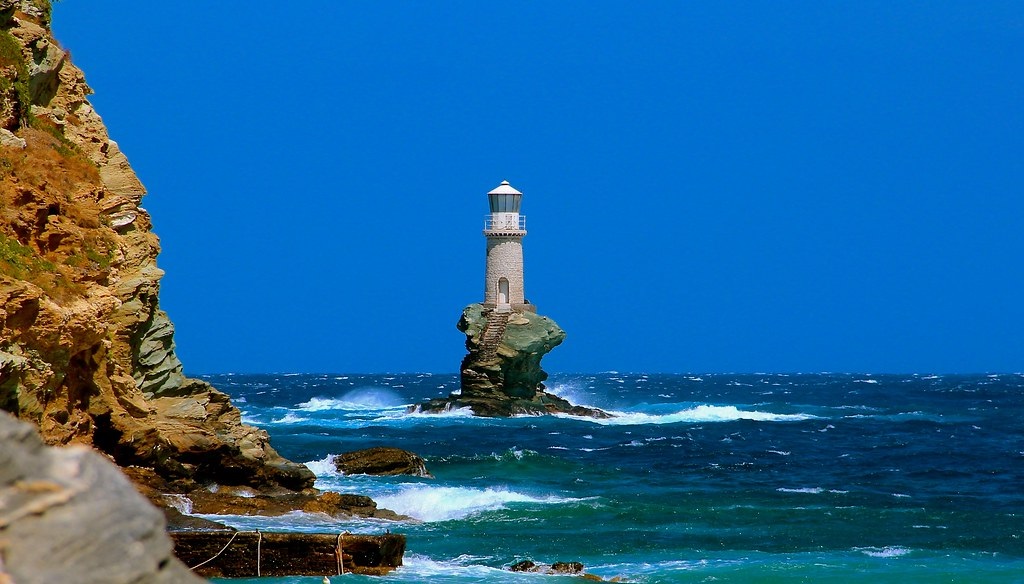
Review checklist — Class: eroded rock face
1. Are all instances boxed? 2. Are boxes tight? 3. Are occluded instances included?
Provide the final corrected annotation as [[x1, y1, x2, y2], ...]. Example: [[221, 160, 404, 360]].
[[415, 304, 609, 417], [333, 446, 433, 478], [0, 2, 312, 493], [0, 411, 204, 584]]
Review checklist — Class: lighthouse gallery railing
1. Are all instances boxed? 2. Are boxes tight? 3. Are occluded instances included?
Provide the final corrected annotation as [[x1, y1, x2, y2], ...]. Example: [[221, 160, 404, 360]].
[[484, 215, 527, 232]]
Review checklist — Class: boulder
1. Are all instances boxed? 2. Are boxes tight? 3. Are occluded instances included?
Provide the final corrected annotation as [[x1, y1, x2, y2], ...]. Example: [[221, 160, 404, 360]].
[[0, 127, 25, 148], [0, 411, 204, 584], [333, 446, 433, 478], [415, 304, 609, 417]]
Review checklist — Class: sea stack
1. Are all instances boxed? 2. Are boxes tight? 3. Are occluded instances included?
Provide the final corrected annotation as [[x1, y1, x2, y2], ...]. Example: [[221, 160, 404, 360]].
[[416, 182, 607, 417]]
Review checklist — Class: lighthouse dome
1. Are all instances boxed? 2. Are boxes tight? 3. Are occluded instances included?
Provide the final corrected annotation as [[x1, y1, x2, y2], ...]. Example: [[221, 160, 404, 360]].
[[487, 180, 522, 196]]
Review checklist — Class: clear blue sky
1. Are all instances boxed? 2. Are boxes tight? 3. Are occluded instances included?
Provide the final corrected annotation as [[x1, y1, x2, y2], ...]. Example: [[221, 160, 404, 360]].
[[53, 2, 1023, 374]]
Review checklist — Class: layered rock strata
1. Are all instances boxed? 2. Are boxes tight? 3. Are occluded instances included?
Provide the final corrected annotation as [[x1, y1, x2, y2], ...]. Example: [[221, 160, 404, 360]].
[[416, 304, 609, 417], [334, 446, 433, 478], [0, 1, 313, 494]]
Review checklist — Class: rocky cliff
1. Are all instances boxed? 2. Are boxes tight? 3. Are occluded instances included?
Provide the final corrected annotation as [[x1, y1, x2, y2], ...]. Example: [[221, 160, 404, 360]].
[[416, 304, 608, 417], [0, 1, 311, 492]]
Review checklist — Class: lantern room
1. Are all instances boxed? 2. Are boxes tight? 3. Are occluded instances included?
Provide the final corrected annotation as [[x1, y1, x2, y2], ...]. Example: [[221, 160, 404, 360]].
[[487, 180, 522, 213]]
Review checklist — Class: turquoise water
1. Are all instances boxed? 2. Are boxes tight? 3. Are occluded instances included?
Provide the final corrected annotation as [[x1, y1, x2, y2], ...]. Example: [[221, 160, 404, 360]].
[[203, 373, 1024, 583]]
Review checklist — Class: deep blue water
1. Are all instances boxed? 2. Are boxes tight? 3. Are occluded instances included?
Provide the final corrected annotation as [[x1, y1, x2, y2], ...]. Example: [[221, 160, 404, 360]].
[[197, 373, 1024, 583]]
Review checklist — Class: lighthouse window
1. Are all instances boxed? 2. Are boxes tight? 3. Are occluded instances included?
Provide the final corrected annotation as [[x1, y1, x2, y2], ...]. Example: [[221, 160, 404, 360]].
[[489, 194, 520, 213]]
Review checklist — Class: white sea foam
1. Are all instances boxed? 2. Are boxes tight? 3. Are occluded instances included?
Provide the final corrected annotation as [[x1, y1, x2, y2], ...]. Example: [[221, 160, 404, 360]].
[[854, 379, 879, 384], [303, 454, 342, 478], [557, 405, 815, 425], [271, 412, 309, 424], [163, 494, 192, 514], [857, 546, 912, 558], [296, 387, 407, 412], [778, 487, 848, 495], [373, 484, 580, 522], [544, 383, 603, 410], [192, 510, 385, 533], [399, 554, 509, 579], [778, 487, 824, 494], [403, 405, 476, 418]]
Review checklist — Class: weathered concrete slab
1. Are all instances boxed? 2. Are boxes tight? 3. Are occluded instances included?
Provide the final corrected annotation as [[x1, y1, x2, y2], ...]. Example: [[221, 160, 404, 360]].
[[170, 531, 405, 577]]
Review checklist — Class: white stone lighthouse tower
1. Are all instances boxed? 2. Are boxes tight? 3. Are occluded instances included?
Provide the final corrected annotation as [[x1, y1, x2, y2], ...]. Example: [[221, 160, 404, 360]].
[[483, 180, 533, 312]]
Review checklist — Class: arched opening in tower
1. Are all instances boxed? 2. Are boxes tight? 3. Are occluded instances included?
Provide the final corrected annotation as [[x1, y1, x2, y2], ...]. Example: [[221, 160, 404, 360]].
[[497, 278, 510, 305]]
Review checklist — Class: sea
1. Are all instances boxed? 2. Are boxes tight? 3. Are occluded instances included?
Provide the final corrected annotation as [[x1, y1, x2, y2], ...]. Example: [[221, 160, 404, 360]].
[[194, 372, 1024, 583]]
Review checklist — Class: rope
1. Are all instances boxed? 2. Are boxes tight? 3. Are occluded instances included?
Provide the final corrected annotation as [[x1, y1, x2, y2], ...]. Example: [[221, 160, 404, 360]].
[[256, 530, 262, 577], [335, 532, 345, 575], [189, 531, 244, 570]]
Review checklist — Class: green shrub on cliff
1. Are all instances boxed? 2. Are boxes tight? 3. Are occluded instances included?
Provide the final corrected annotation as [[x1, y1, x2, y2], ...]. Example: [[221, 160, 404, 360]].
[[0, 29, 31, 127], [0, 233, 54, 278], [0, 233, 86, 301]]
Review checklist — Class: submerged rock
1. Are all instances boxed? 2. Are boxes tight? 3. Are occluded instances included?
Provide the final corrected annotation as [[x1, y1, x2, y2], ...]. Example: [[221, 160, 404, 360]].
[[415, 304, 609, 417], [334, 446, 433, 478], [509, 560, 585, 574]]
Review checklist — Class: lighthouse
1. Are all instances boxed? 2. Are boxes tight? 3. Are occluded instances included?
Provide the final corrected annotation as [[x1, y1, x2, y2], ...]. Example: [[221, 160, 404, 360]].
[[483, 180, 533, 312]]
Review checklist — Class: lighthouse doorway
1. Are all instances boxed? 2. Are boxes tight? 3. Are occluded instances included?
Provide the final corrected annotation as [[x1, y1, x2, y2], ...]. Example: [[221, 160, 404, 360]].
[[497, 278, 510, 307]]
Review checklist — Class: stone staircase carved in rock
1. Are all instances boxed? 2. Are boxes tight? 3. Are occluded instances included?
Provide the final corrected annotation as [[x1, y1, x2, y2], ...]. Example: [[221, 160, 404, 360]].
[[478, 310, 511, 361]]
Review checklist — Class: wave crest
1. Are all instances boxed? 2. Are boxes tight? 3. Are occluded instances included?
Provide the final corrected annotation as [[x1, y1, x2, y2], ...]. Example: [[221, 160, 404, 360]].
[[373, 484, 581, 522], [559, 404, 815, 425], [295, 387, 407, 412]]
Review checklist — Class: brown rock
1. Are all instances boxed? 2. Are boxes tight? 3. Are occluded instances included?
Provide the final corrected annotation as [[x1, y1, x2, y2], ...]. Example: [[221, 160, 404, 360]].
[[551, 561, 585, 574], [184, 488, 407, 521], [509, 560, 537, 572], [334, 446, 433, 478], [508, 560, 589, 576]]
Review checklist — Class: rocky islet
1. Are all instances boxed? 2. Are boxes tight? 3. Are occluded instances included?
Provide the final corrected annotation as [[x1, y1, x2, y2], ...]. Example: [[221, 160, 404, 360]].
[[415, 304, 610, 417]]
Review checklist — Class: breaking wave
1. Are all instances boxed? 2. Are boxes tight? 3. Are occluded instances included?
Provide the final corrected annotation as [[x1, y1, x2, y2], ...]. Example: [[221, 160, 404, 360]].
[[373, 484, 583, 522], [558, 404, 815, 425]]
